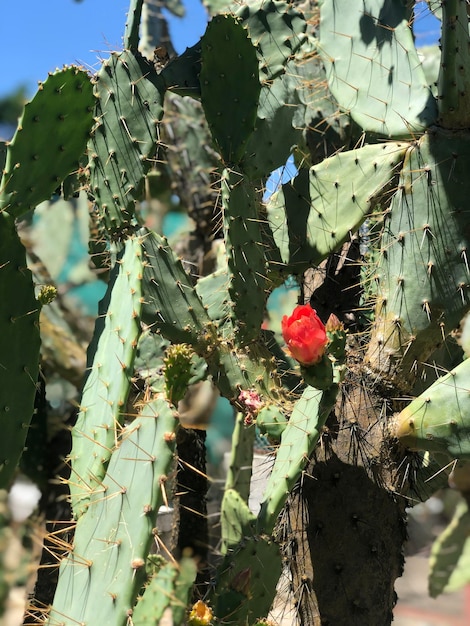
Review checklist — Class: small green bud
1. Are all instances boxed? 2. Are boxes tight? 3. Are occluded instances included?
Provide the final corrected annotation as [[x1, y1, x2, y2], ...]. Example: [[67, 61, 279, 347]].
[[163, 343, 194, 406], [325, 313, 347, 361]]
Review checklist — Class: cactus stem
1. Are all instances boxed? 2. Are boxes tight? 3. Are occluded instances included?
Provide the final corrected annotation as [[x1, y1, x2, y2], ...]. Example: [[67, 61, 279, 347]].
[[438, 0, 470, 127]]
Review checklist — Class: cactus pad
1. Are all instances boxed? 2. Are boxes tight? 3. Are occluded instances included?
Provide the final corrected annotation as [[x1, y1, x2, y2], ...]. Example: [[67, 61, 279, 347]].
[[200, 14, 260, 164], [0, 68, 94, 216], [89, 51, 165, 231], [235, 0, 307, 82], [267, 142, 407, 274], [319, 0, 437, 137], [141, 228, 212, 345], [257, 384, 338, 534], [367, 130, 470, 384], [69, 234, 143, 518], [221, 488, 256, 553], [393, 357, 470, 459], [429, 499, 470, 597], [48, 397, 179, 626], [133, 557, 197, 625], [222, 167, 268, 343], [0, 213, 41, 488], [213, 535, 282, 624]]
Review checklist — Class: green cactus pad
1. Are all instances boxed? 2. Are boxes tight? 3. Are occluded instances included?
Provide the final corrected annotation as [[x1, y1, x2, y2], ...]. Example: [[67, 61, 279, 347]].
[[133, 329, 169, 394], [437, 0, 470, 128], [195, 269, 231, 327], [207, 338, 281, 403], [241, 67, 303, 180], [140, 228, 212, 346], [161, 43, 202, 98], [257, 384, 338, 535], [89, 51, 165, 232], [235, 0, 307, 82], [319, 0, 437, 137], [222, 167, 268, 343], [69, 234, 143, 518], [367, 130, 470, 385], [161, 93, 221, 232], [124, 0, 144, 50], [429, 499, 470, 597], [393, 358, 470, 460], [0, 68, 94, 217], [48, 397, 179, 626], [200, 14, 260, 164], [213, 535, 282, 624], [288, 38, 352, 164], [0, 213, 41, 488], [225, 413, 256, 502], [256, 404, 288, 441], [221, 488, 256, 554], [133, 557, 197, 625], [267, 142, 407, 274]]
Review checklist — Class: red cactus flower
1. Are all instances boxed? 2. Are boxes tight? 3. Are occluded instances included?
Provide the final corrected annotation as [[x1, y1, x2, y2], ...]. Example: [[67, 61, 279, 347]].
[[281, 304, 328, 366]]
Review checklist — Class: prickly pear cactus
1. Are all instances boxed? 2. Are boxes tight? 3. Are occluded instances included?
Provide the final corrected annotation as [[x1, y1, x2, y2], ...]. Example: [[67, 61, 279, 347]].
[[6, 1, 470, 625]]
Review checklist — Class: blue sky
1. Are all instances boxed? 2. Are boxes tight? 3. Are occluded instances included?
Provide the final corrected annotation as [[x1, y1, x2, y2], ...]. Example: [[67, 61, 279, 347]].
[[0, 0, 208, 98], [1, 1, 440, 99]]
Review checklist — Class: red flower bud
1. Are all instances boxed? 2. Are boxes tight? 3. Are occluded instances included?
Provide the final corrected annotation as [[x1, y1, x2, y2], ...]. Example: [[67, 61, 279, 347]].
[[281, 304, 328, 366]]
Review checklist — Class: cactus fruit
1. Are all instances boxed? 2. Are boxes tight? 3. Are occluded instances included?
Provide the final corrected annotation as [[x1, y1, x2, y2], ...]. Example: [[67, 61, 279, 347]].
[[188, 599, 214, 626], [163, 343, 196, 406], [256, 404, 288, 441], [281, 304, 328, 366]]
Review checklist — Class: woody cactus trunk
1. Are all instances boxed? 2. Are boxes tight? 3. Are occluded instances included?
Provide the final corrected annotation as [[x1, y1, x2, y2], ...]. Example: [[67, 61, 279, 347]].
[[1, 0, 470, 624]]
